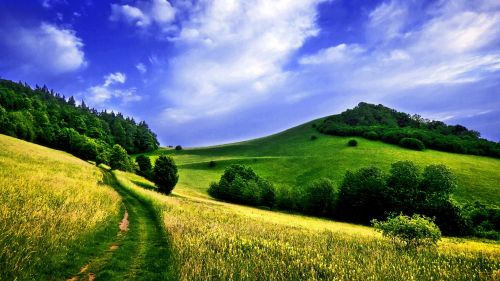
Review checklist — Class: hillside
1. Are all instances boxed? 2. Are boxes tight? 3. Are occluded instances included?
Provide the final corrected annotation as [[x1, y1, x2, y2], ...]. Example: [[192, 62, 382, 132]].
[[145, 119, 500, 207], [0, 134, 121, 280]]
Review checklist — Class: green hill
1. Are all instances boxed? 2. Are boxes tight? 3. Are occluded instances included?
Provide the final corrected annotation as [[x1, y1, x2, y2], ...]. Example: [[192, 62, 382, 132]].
[[145, 119, 500, 207]]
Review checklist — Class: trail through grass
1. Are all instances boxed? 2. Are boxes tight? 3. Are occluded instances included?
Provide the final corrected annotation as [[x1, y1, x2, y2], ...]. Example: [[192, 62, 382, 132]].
[[69, 170, 174, 281], [119, 171, 500, 281]]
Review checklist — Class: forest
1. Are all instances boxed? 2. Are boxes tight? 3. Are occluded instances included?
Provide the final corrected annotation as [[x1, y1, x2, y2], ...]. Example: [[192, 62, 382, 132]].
[[0, 79, 159, 162], [317, 102, 500, 158]]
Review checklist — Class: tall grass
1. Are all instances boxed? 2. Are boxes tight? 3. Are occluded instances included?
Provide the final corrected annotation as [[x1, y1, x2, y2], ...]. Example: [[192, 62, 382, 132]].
[[117, 171, 500, 280], [0, 135, 121, 280]]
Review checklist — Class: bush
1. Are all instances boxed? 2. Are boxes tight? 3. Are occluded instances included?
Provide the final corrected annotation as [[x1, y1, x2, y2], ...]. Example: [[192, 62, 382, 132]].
[[347, 139, 358, 146], [152, 155, 179, 194], [310, 135, 318, 141], [364, 131, 379, 140], [399, 137, 425, 151], [208, 160, 216, 168], [372, 214, 441, 249], [175, 145, 183, 151], [109, 144, 132, 171], [136, 155, 153, 179], [302, 178, 337, 216], [208, 165, 274, 207], [386, 161, 421, 212]]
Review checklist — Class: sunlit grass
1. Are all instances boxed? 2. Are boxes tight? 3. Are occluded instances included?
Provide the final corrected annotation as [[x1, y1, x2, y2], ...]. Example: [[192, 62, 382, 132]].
[[118, 171, 500, 280], [0, 134, 121, 280], [142, 121, 500, 206]]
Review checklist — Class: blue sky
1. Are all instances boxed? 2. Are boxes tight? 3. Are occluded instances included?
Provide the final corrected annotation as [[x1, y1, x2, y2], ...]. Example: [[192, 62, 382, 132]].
[[0, 0, 499, 146]]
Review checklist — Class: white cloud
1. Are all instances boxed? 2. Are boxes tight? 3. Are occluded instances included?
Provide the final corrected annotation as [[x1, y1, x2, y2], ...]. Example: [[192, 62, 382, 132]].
[[1, 22, 86, 75], [86, 72, 141, 106], [299, 44, 365, 65], [136, 63, 147, 73], [104, 72, 126, 86], [110, 0, 176, 29], [160, 0, 325, 123], [296, 0, 500, 93]]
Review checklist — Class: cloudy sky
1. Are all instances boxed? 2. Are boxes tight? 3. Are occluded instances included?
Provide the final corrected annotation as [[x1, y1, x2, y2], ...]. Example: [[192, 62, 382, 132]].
[[1, 0, 499, 146]]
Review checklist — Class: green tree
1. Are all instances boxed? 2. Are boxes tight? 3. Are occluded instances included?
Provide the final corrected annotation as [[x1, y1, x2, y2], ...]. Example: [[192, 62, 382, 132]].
[[386, 161, 421, 212], [152, 156, 179, 194], [136, 155, 153, 179], [109, 144, 131, 171], [303, 178, 337, 216], [420, 164, 456, 205]]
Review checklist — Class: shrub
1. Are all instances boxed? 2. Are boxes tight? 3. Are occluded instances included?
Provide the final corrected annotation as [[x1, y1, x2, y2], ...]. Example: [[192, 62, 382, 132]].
[[175, 145, 183, 151], [310, 135, 318, 141], [109, 144, 132, 171], [347, 139, 358, 146], [208, 160, 216, 168], [399, 137, 425, 151], [372, 214, 441, 249], [152, 155, 179, 194], [302, 178, 337, 216], [208, 164, 274, 207], [364, 131, 379, 140], [136, 155, 153, 179]]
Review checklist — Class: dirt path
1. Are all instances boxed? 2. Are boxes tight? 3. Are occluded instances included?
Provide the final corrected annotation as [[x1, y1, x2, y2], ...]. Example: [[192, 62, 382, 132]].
[[67, 171, 172, 281]]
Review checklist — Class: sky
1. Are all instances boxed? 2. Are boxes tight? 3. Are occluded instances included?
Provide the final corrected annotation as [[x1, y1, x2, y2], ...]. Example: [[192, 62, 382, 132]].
[[0, 0, 499, 146]]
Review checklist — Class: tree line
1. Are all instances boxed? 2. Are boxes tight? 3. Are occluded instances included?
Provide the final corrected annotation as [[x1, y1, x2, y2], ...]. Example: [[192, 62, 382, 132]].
[[208, 162, 499, 239], [316, 102, 500, 158], [0, 79, 159, 164]]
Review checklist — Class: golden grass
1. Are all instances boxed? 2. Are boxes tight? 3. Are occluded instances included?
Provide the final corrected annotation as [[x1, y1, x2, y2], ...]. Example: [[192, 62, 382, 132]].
[[116, 171, 500, 280], [0, 135, 121, 280]]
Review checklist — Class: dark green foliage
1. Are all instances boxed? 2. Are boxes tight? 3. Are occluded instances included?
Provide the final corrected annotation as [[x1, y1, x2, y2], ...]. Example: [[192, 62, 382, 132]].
[[372, 214, 441, 248], [347, 139, 358, 146], [317, 102, 500, 158], [302, 178, 337, 216], [0, 79, 159, 163], [463, 202, 500, 239], [337, 167, 387, 223], [152, 156, 179, 194], [386, 161, 421, 213], [310, 135, 318, 141], [136, 155, 153, 179], [208, 165, 275, 207], [208, 161, 216, 168], [399, 138, 425, 151], [109, 144, 133, 171], [175, 145, 183, 151]]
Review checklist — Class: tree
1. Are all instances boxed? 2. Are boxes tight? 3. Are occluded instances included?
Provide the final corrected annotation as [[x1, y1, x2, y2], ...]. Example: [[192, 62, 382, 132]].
[[337, 166, 387, 223], [420, 164, 456, 205], [386, 161, 421, 212], [347, 139, 358, 146], [302, 178, 337, 216], [136, 155, 153, 179], [399, 138, 425, 151], [175, 145, 182, 151], [372, 214, 442, 249], [109, 144, 132, 171], [152, 155, 179, 194]]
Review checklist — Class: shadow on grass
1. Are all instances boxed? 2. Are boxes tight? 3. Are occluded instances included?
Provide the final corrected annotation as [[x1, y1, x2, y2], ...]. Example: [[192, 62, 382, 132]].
[[131, 180, 157, 191]]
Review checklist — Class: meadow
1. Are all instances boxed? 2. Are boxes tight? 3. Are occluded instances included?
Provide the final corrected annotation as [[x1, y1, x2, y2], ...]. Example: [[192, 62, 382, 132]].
[[115, 170, 500, 280], [143, 120, 500, 207], [0, 135, 122, 280]]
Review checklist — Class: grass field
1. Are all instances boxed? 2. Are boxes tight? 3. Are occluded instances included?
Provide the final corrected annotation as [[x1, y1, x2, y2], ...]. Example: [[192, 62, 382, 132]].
[[116, 170, 500, 280], [142, 120, 500, 207], [0, 134, 122, 280]]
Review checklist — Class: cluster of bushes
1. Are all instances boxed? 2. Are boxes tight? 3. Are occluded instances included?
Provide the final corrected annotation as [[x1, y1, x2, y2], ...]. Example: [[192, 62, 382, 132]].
[[209, 162, 499, 238], [317, 102, 500, 157], [208, 165, 275, 207], [135, 155, 179, 194], [0, 79, 159, 163]]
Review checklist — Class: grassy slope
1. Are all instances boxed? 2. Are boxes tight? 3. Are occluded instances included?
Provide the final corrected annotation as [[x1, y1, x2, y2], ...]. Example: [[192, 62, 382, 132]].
[[144, 120, 500, 206], [117, 170, 500, 280], [0, 134, 122, 280]]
